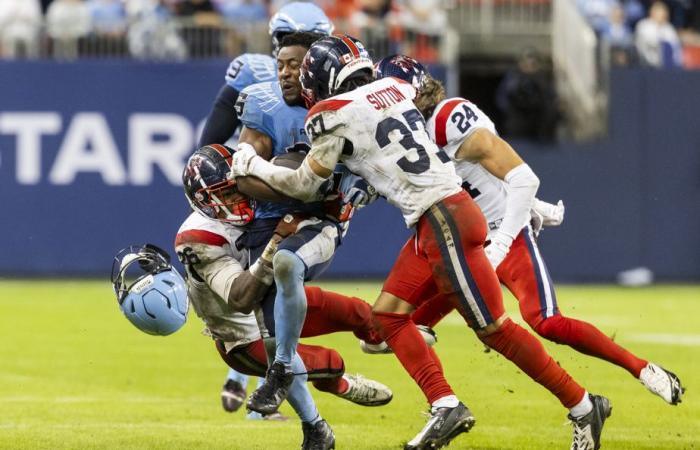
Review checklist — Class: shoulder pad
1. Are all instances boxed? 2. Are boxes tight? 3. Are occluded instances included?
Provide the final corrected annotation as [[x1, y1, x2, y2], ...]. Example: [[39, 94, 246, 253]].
[[237, 81, 282, 133], [431, 98, 496, 149], [304, 99, 352, 141], [175, 229, 230, 266], [225, 54, 277, 92]]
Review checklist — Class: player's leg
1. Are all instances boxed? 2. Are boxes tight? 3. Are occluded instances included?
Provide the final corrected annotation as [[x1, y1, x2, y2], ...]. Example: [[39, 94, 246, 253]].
[[500, 227, 683, 404], [422, 192, 610, 448], [302, 285, 382, 344], [411, 293, 454, 329]]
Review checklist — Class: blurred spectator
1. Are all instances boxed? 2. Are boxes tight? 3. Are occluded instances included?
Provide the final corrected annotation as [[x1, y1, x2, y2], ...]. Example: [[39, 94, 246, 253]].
[[87, 0, 128, 36], [0, 0, 42, 58], [622, 0, 645, 29], [46, 0, 92, 59], [636, 1, 683, 68], [127, 0, 187, 60], [577, 0, 618, 34], [215, 0, 267, 23], [174, 0, 225, 58], [496, 49, 559, 141], [351, 0, 398, 57], [602, 3, 637, 65], [393, 0, 446, 62]]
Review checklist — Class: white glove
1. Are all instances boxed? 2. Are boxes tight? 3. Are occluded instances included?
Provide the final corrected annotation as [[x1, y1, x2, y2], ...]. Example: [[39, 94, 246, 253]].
[[230, 143, 259, 178], [485, 230, 512, 270], [340, 173, 378, 208], [531, 199, 564, 236]]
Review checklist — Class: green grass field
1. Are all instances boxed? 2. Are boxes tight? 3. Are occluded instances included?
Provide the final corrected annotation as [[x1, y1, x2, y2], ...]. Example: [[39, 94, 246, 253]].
[[0, 280, 698, 450]]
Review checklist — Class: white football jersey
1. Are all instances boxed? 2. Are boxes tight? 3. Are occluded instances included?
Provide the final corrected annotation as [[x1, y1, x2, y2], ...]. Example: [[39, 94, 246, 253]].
[[305, 77, 462, 227], [175, 212, 260, 348], [426, 97, 507, 229]]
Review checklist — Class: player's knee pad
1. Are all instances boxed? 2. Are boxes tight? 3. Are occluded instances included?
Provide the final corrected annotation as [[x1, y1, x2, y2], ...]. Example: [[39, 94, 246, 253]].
[[272, 249, 305, 288]]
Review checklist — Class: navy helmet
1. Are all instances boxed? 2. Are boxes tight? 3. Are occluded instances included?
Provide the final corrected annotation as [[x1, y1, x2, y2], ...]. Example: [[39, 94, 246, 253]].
[[111, 244, 188, 336], [269, 2, 334, 55], [300, 34, 373, 107], [182, 144, 254, 225], [374, 54, 428, 90]]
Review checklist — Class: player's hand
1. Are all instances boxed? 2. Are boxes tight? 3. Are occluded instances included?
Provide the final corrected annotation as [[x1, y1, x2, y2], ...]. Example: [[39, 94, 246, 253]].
[[531, 199, 564, 237], [230, 143, 258, 178], [273, 214, 306, 239], [484, 231, 512, 270], [339, 174, 378, 208]]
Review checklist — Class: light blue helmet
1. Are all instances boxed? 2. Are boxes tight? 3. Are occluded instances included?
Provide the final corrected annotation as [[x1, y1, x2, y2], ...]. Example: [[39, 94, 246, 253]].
[[111, 244, 188, 336], [269, 2, 334, 55]]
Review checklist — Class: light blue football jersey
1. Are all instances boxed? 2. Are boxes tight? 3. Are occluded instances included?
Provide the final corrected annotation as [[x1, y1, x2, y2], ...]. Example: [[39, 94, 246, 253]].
[[225, 54, 277, 93], [238, 81, 311, 219]]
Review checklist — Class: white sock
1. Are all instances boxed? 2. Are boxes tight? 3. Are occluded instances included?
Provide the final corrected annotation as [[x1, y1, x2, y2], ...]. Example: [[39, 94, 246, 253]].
[[340, 375, 353, 395], [569, 391, 593, 418], [431, 395, 459, 411]]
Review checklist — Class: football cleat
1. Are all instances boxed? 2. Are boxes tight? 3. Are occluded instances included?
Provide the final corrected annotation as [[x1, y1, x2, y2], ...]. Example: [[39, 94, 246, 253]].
[[335, 374, 393, 406], [404, 402, 475, 450], [360, 325, 437, 354], [221, 379, 247, 413], [246, 361, 294, 415], [301, 419, 335, 450], [639, 363, 684, 405], [569, 394, 612, 450]]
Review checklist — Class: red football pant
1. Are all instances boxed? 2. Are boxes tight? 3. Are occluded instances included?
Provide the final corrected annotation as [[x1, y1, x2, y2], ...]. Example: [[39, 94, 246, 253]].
[[216, 339, 348, 394], [382, 192, 585, 408]]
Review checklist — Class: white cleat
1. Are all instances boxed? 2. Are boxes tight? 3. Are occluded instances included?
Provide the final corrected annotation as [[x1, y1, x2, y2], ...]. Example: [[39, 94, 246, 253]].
[[360, 325, 437, 354], [335, 374, 393, 406], [639, 363, 684, 405]]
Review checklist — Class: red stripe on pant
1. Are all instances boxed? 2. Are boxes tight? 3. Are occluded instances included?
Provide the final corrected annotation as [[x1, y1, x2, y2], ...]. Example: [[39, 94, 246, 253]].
[[215, 339, 347, 393]]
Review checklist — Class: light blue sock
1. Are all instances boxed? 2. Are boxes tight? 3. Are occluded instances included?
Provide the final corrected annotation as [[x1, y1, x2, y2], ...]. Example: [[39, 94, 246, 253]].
[[256, 376, 265, 389], [272, 250, 307, 369], [225, 368, 248, 389], [284, 353, 321, 424]]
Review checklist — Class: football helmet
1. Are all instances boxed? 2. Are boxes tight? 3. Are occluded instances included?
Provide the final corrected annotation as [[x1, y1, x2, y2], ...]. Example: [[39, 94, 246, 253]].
[[269, 2, 334, 55], [111, 244, 188, 336], [374, 54, 428, 90], [300, 34, 373, 107], [182, 144, 255, 225]]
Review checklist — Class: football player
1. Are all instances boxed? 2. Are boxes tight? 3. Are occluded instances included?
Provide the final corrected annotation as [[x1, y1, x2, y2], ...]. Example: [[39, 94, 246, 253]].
[[230, 35, 611, 450], [196, 2, 335, 414], [373, 55, 685, 407], [179, 144, 393, 450]]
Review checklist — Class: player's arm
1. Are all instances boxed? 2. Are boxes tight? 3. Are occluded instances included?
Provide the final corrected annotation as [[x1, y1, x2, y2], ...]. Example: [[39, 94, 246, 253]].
[[456, 128, 540, 265], [198, 84, 241, 148], [232, 133, 342, 202]]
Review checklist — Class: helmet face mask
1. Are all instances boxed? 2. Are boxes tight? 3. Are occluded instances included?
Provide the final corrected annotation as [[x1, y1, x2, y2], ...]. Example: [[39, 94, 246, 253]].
[[111, 244, 189, 336], [183, 145, 255, 226]]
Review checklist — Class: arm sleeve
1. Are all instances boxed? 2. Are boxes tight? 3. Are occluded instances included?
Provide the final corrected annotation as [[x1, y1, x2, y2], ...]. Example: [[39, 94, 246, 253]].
[[498, 163, 540, 239], [245, 151, 331, 202], [197, 84, 240, 148]]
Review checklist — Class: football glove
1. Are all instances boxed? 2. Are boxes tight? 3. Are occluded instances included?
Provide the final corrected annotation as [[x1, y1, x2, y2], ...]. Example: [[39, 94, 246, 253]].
[[230, 143, 258, 178], [485, 230, 512, 270], [339, 173, 378, 208], [530, 199, 565, 237]]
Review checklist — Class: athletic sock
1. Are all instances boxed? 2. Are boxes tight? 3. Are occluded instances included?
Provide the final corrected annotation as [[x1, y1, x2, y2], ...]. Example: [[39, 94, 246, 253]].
[[225, 368, 249, 388], [312, 375, 350, 395], [537, 315, 648, 378], [568, 391, 593, 418], [373, 311, 454, 404], [303, 286, 381, 343], [272, 250, 307, 368], [431, 394, 459, 411], [411, 294, 454, 328], [479, 318, 585, 409]]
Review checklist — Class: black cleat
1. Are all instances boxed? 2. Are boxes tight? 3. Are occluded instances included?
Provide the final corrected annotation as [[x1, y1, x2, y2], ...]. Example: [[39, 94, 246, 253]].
[[246, 361, 294, 415], [301, 419, 335, 450], [404, 402, 475, 450], [569, 394, 612, 450], [220, 380, 246, 413]]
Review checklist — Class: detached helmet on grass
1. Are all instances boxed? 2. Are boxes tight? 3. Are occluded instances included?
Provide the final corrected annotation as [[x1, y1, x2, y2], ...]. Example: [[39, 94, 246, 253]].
[[111, 244, 188, 336], [269, 2, 334, 55]]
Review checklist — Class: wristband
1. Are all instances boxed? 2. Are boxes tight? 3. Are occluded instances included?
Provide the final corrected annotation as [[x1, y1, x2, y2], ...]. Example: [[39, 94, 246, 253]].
[[249, 259, 274, 285]]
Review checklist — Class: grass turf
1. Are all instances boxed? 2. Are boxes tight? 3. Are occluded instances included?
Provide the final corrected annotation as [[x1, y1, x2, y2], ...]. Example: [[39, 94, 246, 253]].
[[0, 280, 698, 449]]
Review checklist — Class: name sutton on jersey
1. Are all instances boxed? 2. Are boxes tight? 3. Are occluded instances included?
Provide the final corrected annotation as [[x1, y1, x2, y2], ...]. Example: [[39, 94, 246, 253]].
[[366, 85, 407, 110]]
